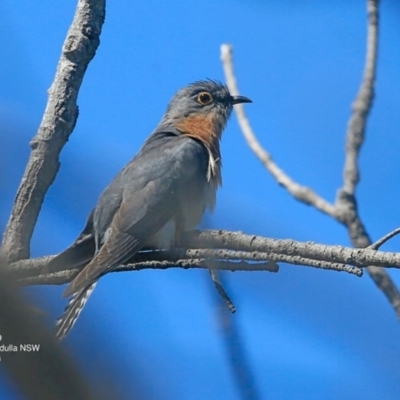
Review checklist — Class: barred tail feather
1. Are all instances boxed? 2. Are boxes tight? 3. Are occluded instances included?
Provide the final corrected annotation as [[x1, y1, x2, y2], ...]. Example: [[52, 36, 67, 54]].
[[55, 282, 97, 340]]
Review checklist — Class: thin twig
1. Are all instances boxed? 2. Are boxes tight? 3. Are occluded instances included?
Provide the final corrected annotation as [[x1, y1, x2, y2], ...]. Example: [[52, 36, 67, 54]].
[[2, 0, 106, 262], [341, 0, 379, 195], [210, 269, 237, 313], [213, 274, 262, 400], [17, 257, 279, 286], [369, 227, 400, 250], [220, 44, 336, 218]]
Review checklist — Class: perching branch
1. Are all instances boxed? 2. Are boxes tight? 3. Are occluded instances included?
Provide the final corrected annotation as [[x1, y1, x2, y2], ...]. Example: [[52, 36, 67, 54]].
[[10, 228, 400, 288], [2, 0, 106, 262], [15, 258, 279, 286], [220, 0, 400, 319]]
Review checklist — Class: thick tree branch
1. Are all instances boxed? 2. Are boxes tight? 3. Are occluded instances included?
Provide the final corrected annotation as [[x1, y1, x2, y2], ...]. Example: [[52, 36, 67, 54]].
[[2, 0, 106, 262], [220, 0, 400, 319]]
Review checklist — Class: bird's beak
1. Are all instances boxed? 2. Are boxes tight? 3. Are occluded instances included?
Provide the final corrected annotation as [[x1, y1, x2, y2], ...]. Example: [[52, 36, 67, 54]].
[[230, 95, 252, 105]]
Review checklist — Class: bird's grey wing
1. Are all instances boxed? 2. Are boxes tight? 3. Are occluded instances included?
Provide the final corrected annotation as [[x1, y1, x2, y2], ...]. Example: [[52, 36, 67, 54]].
[[44, 210, 96, 274], [63, 134, 208, 297], [93, 168, 126, 250], [45, 159, 130, 275]]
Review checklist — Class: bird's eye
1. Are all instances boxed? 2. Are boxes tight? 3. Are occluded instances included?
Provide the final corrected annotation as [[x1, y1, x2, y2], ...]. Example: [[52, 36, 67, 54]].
[[197, 92, 213, 105]]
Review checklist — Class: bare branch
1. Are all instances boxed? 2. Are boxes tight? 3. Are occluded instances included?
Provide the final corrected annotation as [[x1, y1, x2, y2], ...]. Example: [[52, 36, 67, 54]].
[[2, 0, 106, 262], [181, 230, 399, 269], [334, 0, 400, 318], [16, 256, 280, 286], [185, 247, 362, 276], [12, 228, 400, 287], [220, 0, 400, 319], [13, 255, 361, 287], [209, 269, 237, 313], [341, 0, 379, 195], [220, 44, 336, 218]]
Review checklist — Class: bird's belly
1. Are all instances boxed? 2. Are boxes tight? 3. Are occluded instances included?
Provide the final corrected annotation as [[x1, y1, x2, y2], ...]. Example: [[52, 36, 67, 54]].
[[146, 219, 176, 249], [145, 188, 208, 250], [178, 193, 206, 231]]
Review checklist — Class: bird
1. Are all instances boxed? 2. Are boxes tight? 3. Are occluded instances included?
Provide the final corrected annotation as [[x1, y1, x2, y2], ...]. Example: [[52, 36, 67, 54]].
[[45, 80, 252, 339]]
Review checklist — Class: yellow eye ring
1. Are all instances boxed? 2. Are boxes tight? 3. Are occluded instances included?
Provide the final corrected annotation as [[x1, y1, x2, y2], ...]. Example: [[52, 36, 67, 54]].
[[197, 92, 213, 105]]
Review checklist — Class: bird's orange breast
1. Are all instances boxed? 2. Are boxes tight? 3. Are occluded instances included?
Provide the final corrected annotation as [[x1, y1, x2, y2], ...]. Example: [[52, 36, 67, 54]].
[[176, 114, 222, 186], [176, 114, 221, 147]]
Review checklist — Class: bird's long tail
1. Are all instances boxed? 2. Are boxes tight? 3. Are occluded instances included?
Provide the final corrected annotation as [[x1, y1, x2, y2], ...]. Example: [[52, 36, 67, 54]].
[[55, 282, 97, 340]]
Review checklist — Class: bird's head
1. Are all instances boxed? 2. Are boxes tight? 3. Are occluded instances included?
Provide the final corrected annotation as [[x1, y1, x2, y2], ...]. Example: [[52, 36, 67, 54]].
[[158, 80, 252, 136]]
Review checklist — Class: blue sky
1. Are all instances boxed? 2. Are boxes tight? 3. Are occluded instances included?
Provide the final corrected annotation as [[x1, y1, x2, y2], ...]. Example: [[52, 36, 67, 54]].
[[1, 1, 400, 399]]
